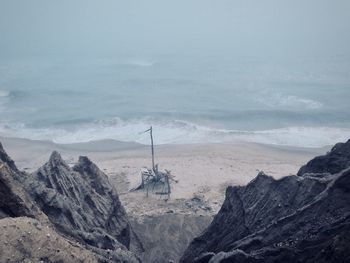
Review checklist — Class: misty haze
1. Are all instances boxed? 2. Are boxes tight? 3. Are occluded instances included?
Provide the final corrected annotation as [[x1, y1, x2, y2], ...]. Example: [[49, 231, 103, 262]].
[[0, 1, 350, 263]]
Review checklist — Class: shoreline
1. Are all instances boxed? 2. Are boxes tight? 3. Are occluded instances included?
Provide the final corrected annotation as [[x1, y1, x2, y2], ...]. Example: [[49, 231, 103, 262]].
[[0, 135, 331, 153], [0, 135, 334, 262], [0, 135, 329, 216]]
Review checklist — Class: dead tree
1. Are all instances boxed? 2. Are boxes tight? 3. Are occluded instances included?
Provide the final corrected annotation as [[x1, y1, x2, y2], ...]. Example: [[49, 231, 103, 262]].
[[134, 126, 176, 199]]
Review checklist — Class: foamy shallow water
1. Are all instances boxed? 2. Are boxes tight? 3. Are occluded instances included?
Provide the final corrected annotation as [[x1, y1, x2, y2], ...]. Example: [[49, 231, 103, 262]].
[[0, 90, 10, 97], [1, 118, 349, 148]]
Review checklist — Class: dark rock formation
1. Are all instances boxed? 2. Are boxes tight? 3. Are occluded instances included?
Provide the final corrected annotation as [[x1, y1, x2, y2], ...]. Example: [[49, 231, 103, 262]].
[[298, 139, 350, 176], [0, 142, 21, 174], [181, 141, 350, 263], [0, 142, 41, 219], [20, 151, 142, 262], [0, 143, 104, 262], [0, 142, 141, 262]]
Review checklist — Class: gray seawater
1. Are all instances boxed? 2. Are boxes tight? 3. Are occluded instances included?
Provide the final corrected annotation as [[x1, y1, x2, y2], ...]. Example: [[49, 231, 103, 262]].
[[0, 55, 349, 147]]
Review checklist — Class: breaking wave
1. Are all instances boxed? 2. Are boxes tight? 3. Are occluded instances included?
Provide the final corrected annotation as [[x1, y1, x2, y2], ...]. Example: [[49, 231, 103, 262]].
[[0, 90, 10, 97], [0, 118, 349, 148], [256, 93, 323, 110], [123, 59, 155, 67]]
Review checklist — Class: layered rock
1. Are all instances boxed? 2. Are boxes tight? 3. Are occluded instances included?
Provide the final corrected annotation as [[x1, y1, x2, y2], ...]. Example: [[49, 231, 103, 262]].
[[0, 142, 141, 262], [20, 151, 142, 262], [0, 142, 41, 219], [181, 141, 350, 263], [0, 143, 103, 262], [298, 139, 350, 176]]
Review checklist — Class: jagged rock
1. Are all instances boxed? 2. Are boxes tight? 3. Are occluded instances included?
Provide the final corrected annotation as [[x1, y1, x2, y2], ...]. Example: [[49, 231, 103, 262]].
[[20, 151, 142, 262], [0, 142, 103, 262], [0, 142, 41, 219], [0, 142, 21, 175], [0, 142, 141, 262], [298, 139, 350, 176], [181, 144, 350, 263]]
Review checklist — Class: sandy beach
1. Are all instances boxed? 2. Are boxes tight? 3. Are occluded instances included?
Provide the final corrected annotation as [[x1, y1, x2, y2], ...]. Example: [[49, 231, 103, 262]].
[[0, 136, 336, 262], [0, 136, 328, 216]]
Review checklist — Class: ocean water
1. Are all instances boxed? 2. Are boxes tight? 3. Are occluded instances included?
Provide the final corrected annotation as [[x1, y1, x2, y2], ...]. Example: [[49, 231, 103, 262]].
[[0, 55, 349, 147]]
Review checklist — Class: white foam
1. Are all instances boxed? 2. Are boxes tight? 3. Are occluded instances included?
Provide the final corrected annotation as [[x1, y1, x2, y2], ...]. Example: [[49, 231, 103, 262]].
[[0, 90, 10, 112], [0, 118, 349, 148], [231, 127, 350, 147], [123, 59, 155, 67], [256, 93, 323, 110], [0, 90, 9, 97]]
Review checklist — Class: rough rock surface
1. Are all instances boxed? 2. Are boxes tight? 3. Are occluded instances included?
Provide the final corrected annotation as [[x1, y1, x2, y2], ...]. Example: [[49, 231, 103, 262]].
[[0, 142, 42, 219], [0, 142, 102, 262], [20, 151, 142, 262], [0, 142, 141, 262], [0, 142, 21, 174], [298, 139, 350, 176], [181, 141, 350, 263]]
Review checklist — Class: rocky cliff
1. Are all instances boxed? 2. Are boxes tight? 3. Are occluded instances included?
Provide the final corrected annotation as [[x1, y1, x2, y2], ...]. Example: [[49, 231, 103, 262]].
[[298, 139, 350, 176], [181, 140, 350, 263], [0, 142, 103, 262], [0, 142, 141, 263]]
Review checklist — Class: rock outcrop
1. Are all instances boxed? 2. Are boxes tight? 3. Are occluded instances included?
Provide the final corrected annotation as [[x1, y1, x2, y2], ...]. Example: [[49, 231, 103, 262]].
[[0, 142, 41, 219], [181, 140, 350, 263], [20, 151, 142, 262], [0, 143, 104, 262], [298, 139, 350, 176], [0, 142, 141, 262]]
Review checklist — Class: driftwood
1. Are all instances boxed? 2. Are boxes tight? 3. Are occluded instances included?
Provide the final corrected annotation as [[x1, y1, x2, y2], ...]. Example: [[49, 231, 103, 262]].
[[138, 164, 177, 199], [132, 126, 177, 199]]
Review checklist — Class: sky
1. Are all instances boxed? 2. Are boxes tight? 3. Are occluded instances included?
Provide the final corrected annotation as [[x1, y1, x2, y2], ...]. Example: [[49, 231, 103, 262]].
[[0, 0, 350, 57]]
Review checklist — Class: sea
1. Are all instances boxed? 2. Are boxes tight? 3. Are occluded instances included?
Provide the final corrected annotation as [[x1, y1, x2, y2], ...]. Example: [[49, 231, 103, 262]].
[[0, 54, 349, 147]]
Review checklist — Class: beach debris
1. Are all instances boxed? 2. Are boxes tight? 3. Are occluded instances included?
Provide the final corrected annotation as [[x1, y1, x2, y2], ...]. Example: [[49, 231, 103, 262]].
[[134, 126, 177, 199]]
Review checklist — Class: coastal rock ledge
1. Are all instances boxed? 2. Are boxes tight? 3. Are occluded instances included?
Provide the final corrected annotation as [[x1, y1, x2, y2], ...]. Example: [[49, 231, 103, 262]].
[[180, 139, 350, 263], [0, 142, 141, 263]]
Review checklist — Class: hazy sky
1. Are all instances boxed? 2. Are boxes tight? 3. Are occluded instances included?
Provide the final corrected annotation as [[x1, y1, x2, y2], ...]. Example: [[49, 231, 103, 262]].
[[0, 0, 349, 57]]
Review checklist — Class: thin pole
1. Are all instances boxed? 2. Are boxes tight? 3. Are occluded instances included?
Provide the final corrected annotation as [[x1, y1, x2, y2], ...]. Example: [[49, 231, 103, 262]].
[[150, 126, 155, 171]]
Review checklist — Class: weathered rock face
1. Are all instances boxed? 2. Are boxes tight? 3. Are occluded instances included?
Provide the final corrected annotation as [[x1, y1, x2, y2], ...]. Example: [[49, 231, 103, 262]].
[[181, 141, 350, 263], [0, 142, 141, 262], [0, 142, 40, 219], [20, 151, 142, 262], [298, 139, 350, 176], [0, 142, 21, 174], [0, 143, 104, 262]]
